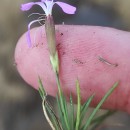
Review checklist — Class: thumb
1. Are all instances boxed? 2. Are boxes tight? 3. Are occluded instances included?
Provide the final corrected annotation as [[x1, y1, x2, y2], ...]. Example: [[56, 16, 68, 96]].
[[15, 25, 130, 113]]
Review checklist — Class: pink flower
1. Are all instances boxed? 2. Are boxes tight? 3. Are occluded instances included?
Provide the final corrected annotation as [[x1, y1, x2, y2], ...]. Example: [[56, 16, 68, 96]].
[[21, 0, 76, 15], [21, 0, 76, 47]]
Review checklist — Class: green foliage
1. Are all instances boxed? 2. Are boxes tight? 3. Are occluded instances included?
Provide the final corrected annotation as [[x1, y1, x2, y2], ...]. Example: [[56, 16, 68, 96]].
[[82, 82, 118, 130], [90, 110, 116, 130], [38, 77, 118, 130]]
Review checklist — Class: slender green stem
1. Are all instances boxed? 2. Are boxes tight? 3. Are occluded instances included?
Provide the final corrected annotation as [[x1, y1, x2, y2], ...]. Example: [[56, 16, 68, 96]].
[[55, 72, 62, 99], [55, 72, 70, 130]]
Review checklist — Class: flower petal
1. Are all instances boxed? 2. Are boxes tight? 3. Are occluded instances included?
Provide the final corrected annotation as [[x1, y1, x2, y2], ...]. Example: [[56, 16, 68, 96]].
[[21, 2, 35, 11], [21, 2, 46, 12], [55, 2, 76, 14]]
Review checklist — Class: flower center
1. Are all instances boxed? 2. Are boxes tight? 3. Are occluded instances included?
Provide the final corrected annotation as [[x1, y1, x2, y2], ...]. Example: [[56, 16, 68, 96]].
[[44, 0, 54, 15]]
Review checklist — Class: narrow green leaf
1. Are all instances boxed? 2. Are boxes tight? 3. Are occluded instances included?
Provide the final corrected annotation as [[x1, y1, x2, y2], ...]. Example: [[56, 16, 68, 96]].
[[81, 94, 95, 118], [91, 110, 116, 124], [79, 94, 95, 128], [46, 105, 57, 130], [56, 95, 67, 130], [82, 82, 118, 130], [38, 88, 43, 99], [38, 77, 46, 99], [75, 80, 81, 130], [62, 95, 68, 118], [55, 73, 70, 130], [45, 101, 62, 130], [69, 94, 74, 130], [90, 110, 116, 130]]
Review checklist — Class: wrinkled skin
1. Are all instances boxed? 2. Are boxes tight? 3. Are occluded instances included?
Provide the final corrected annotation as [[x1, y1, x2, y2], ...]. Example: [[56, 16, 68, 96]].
[[15, 25, 130, 113]]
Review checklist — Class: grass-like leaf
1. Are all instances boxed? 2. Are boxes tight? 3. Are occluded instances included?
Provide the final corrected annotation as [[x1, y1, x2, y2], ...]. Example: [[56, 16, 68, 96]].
[[75, 80, 81, 130], [38, 76, 118, 130], [38, 76, 46, 99], [38, 77, 63, 130], [69, 94, 74, 130], [82, 82, 119, 130], [79, 94, 95, 128], [90, 110, 116, 130], [55, 73, 71, 130], [56, 94, 70, 130], [55, 73, 70, 130], [56, 95, 67, 130], [45, 101, 63, 130]]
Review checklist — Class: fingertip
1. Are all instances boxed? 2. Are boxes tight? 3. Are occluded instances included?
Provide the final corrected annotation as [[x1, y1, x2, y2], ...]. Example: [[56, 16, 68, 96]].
[[15, 25, 130, 113]]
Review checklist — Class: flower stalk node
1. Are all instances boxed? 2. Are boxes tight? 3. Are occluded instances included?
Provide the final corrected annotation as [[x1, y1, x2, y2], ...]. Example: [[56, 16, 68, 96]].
[[50, 52, 59, 73]]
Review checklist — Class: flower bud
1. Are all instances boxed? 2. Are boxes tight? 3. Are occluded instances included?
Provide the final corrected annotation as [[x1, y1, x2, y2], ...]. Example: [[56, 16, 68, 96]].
[[45, 15, 56, 56], [45, 15, 59, 73]]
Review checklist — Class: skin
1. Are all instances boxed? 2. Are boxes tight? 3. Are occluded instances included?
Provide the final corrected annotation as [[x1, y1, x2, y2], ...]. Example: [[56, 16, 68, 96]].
[[15, 25, 130, 113]]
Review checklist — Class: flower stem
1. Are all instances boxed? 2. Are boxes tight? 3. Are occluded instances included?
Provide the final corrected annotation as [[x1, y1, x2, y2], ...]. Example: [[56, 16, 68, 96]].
[[45, 14, 70, 130], [55, 72, 70, 130]]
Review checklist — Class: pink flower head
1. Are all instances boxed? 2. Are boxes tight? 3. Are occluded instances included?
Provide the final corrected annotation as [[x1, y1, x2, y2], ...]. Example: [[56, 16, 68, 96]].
[[21, 0, 76, 47]]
